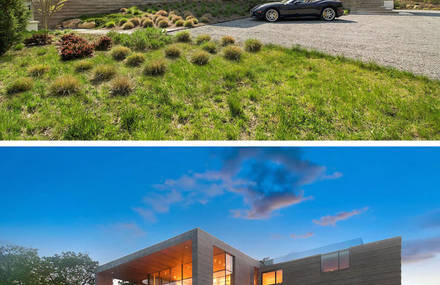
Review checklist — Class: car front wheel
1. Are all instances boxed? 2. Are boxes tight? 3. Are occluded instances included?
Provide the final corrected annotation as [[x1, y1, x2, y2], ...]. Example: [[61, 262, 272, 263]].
[[321, 7, 336, 21], [265, 9, 279, 22]]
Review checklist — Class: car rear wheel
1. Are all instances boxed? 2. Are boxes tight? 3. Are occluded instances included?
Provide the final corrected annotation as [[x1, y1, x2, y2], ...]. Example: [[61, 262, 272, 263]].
[[321, 7, 336, 21], [265, 9, 279, 22]]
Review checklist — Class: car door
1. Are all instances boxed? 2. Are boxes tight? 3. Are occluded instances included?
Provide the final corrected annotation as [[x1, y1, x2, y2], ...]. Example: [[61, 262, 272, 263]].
[[288, 0, 316, 17]]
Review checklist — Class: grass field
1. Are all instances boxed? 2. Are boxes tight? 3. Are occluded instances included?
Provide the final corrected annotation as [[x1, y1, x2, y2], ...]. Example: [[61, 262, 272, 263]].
[[0, 31, 439, 140]]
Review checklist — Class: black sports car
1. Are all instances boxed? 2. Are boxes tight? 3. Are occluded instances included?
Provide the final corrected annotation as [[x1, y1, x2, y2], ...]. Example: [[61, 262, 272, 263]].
[[250, 0, 345, 21]]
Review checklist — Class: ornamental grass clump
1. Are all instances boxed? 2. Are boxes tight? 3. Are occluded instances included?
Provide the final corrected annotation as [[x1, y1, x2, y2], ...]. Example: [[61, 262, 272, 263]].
[[94, 35, 113, 51], [172, 16, 183, 23], [93, 64, 117, 82], [110, 76, 133, 96], [128, 18, 141, 26], [191, 50, 210, 65], [6, 78, 33, 94], [119, 18, 128, 26], [245, 38, 262, 52], [58, 33, 94, 60], [156, 10, 168, 16], [164, 45, 181, 58], [175, 20, 184, 26], [184, 20, 194, 28], [143, 59, 167, 76], [223, 45, 243, 61], [50, 75, 80, 96], [142, 18, 154, 27], [125, 52, 145, 66], [74, 60, 93, 72], [28, 64, 49, 77], [111, 46, 131, 60], [122, 22, 135, 30], [201, 41, 217, 54], [196, 34, 211, 45], [158, 19, 170, 28], [221, 35, 235, 46], [105, 21, 116, 28], [175, 31, 191, 42]]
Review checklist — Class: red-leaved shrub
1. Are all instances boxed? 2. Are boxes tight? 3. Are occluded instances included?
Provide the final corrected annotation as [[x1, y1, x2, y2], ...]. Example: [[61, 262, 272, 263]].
[[94, 35, 113, 51], [24, 34, 53, 47], [58, 33, 94, 60]]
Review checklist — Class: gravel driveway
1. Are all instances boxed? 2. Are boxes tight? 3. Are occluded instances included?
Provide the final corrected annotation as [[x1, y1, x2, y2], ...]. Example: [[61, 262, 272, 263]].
[[183, 12, 440, 79]]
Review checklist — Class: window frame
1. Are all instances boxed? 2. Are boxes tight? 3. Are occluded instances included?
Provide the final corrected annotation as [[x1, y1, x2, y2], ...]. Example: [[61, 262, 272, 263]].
[[261, 269, 283, 285], [321, 249, 350, 273]]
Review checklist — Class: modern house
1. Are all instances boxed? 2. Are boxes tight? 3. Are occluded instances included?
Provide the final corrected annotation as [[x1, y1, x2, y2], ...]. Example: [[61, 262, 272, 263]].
[[96, 228, 401, 285]]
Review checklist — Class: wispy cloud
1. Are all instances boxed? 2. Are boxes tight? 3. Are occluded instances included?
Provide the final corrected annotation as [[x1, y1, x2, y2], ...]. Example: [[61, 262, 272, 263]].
[[313, 207, 369, 226], [107, 222, 146, 239], [419, 209, 440, 229], [290, 232, 314, 239], [134, 148, 342, 221], [403, 236, 440, 263]]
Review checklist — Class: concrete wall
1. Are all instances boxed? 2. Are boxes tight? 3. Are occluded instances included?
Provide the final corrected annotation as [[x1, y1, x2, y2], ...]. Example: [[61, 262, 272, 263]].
[[260, 237, 401, 285], [194, 229, 261, 285]]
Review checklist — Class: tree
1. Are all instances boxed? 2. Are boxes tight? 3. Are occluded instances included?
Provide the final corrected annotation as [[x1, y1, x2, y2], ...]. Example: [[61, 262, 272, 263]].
[[0, 0, 30, 56], [32, 0, 68, 31], [39, 251, 98, 285], [0, 245, 41, 285]]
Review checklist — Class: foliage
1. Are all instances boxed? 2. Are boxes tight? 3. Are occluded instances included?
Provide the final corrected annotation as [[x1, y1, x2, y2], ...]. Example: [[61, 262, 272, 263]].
[[50, 75, 80, 95], [93, 64, 117, 81], [0, 245, 40, 284], [201, 41, 217, 54], [122, 21, 134, 29], [175, 19, 184, 26], [0, 0, 30, 56], [175, 31, 191, 42], [24, 33, 53, 47], [191, 50, 210, 65], [110, 76, 133, 96], [6, 78, 33, 94], [32, 0, 69, 31], [141, 18, 153, 27], [245, 39, 263, 52], [74, 60, 93, 72], [143, 59, 167, 76], [158, 19, 170, 28], [183, 20, 194, 27], [28, 64, 50, 77], [108, 28, 171, 50], [94, 35, 113, 51], [125, 52, 145, 66], [58, 33, 94, 60], [196, 34, 211, 45], [223, 45, 243, 61], [164, 45, 181, 58], [221, 35, 235, 46], [128, 17, 140, 26], [111, 46, 131, 60]]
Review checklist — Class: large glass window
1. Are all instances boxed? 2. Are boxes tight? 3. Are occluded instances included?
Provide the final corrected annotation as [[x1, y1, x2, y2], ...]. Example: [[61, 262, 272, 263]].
[[262, 270, 282, 285], [321, 249, 350, 272], [145, 262, 192, 285], [213, 248, 234, 285]]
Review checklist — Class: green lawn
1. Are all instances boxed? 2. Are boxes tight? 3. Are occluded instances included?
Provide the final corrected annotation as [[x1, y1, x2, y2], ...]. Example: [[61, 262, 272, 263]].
[[0, 32, 439, 140]]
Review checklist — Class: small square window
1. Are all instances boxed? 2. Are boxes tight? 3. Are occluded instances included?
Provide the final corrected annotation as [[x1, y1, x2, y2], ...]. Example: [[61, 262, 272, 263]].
[[321, 250, 350, 272]]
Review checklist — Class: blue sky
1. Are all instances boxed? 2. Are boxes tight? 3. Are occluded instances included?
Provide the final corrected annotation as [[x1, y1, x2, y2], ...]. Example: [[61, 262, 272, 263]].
[[0, 147, 439, 284]]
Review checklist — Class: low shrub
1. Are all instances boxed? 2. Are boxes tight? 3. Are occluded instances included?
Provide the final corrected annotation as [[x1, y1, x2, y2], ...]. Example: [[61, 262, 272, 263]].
[[175, 31, 191, 42], [183, 10, 193, 18], [119, 18, 128, 26], [141, 18, 154, 27], [50, 75, 80, 96], [108, 29, 171, 50], [129, 18, 141, 26], [74, 60, 93, 72], [105, 21, 116, 28], [221, 35, 235, 46], [175, 20, 184, 26], [110, 76, 133, 96], [111, 46, 131, 60], [6, 78, 33, 94], [192, 18, 199, 24], [186, 15, 195, 21], [0, 0, 30, 56], [196, 34, 211, 45], [143, 59, 167, 76], [200, 13, 212, 23], [184, 20, 194, 28], [94, 35, 113, 51], [154, 16, 167, 25], [127, 6, 142, 15], [223, 45, 243, 61], [158, 19, 170, 28], [93, 64, 117, 81], [172, 15, 183, 23], [191, 50, 210, 65], [125, 52, 145, 66], [244, 38, 262, 52], [201, 41, 217, 54], [58, 33, 94, 60], [28, 64, 49, 77], [156, 10, 168, 16], [122, 22, 135, 30], [164, 45, 181, 58], [24, 33, 53, 47]]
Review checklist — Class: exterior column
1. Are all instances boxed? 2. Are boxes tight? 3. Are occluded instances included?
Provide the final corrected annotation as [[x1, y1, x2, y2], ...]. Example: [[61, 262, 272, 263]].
[[96, 272, 113, 285], [192, 229, 213, 285]]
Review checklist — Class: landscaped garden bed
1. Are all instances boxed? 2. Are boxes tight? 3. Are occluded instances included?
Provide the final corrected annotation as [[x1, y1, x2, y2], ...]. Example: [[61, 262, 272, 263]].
[[394, 0, 440, 9], [66, 0, 263, 30], [1, 28, 439, 140]]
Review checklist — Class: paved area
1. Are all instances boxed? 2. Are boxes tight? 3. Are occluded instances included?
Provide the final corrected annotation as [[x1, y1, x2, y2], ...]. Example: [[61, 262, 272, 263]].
[[183, 12, 440, 79]]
